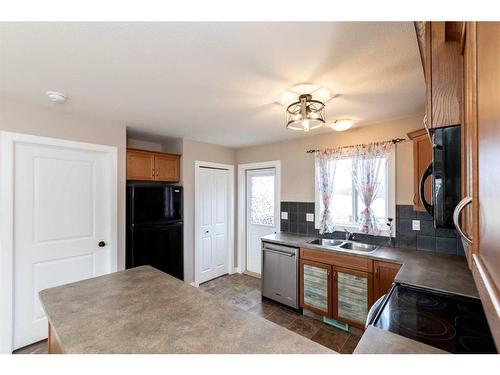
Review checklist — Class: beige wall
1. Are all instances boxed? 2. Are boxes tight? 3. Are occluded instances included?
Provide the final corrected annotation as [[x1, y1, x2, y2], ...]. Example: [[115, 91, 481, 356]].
[[181, 139, 237, 283], [236, 115, 423, 205], [0, 98, 127, 269]]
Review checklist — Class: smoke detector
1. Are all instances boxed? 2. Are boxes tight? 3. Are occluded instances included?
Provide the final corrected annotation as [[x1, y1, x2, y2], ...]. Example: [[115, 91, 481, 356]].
[[46, 91, 67, 103]]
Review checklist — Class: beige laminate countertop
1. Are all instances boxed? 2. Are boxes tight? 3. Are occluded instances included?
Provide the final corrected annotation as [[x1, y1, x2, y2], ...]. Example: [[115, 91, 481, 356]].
[[39, 266, 333, 354], [261, 232, 479, 354]]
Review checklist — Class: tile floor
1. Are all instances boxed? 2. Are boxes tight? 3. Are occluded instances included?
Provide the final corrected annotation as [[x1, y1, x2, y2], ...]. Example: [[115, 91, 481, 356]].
[[199, 273, 362, 353], [14, 272, 362, 354]]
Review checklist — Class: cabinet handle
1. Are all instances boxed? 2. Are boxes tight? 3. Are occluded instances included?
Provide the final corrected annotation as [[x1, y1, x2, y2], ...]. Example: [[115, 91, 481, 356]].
[[152, 168, 155, 177], [156, 168, 159, 177], [453, 197, 472, 246], [375, 267, 379, 279]]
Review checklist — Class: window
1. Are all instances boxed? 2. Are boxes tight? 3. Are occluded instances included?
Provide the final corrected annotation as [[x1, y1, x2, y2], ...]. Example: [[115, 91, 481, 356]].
[[315, 150, 395, 236], [249, 174, 275, 226]]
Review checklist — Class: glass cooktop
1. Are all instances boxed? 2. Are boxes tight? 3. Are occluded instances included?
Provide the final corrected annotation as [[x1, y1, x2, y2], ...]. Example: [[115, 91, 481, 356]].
[[373, 284, 497, 354]]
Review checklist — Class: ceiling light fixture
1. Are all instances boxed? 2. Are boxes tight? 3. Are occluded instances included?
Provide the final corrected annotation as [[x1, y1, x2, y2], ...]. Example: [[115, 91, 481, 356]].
[[278, 83, 332, 106], [46, 91, 67, 103], [330, 119, 354, 131], [286, 94, 325, 132]]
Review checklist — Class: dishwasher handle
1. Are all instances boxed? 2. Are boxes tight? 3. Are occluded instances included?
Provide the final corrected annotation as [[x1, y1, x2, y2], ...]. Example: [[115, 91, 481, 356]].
[[262, 242, 298, 257], [262, 248, 296, 257]]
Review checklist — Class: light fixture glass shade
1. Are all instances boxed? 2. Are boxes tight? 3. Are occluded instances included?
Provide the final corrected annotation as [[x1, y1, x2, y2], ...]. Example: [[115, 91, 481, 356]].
[[330, 119, 354, 131], [286, 94, 325, 132]]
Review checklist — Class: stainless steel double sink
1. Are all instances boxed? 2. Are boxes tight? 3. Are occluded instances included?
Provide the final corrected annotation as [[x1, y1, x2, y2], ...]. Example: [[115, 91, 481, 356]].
[[308, 238, 379, 253]]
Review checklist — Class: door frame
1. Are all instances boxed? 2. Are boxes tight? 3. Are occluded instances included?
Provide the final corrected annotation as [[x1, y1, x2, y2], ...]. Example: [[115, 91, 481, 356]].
[[237, 161, 281, 274], [194, 161, 234, 287], [0, 131, 118, 353]]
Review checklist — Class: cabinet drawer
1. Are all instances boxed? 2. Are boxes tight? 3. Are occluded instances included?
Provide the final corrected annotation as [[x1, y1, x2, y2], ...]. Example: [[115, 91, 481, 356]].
[[300, 247, 373, 272]]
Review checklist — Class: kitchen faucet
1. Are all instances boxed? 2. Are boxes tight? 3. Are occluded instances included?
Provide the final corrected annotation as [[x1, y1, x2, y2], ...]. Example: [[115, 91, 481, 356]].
[[344, 229, 352, 241]]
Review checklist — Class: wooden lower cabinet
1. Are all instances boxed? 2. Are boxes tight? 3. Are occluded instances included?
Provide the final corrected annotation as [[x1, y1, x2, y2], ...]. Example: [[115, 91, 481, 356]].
[[373, 261, 401, 301], [299, 248, 374, 329], [333, 266, 372, 329], [299, 259, 333, 317]]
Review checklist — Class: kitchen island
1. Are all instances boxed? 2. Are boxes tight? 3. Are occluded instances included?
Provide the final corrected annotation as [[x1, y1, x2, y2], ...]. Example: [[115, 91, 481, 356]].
[[39, 266, 333, 354]]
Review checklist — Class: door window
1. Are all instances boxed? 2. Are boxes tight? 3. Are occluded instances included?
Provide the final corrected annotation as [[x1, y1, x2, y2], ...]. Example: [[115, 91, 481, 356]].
[[249, 174, 275, 226]]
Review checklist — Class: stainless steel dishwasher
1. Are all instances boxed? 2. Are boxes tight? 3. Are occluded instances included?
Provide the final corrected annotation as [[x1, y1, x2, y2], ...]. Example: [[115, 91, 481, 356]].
[[261, 241, 299, 309]]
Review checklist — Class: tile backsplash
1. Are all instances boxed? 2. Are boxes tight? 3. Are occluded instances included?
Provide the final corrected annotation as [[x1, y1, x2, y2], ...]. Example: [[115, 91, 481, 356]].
[[279, 201, 465, 256], [396, 204, 465, 256]]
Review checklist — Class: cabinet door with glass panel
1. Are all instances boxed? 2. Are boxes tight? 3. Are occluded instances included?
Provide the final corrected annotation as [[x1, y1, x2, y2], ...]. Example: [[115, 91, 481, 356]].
[[299, 259, 332, 317], [332, 266, 373, 328]]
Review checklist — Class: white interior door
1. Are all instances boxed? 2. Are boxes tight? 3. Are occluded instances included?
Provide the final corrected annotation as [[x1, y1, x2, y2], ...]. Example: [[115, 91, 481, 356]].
[[246, 168, 278, 275], [12, 137, 116, 350], [198, 167, 228, 283]]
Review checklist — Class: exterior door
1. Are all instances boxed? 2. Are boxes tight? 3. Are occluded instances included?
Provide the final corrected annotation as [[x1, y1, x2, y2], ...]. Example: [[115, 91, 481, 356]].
[[11, 135, 116, 350], [246, 168, 277, 275], [198, 167, 228, 283]]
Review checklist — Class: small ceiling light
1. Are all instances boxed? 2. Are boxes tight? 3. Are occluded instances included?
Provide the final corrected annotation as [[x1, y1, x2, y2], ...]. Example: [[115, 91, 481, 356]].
[[46, 91, 67, 103], [286, 94, 325, 132], [330, 119, 354, 131]]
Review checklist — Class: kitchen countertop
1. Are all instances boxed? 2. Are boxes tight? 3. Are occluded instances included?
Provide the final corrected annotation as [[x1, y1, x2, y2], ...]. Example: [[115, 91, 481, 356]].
[[262, 232, 478, 298], [39, 266, 333, 354], [354, 326, 447, 354], [262, 232, 479, 354]]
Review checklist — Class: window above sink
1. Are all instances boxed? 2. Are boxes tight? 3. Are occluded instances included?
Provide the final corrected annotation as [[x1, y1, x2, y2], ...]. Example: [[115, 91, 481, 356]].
[[314, 148, 396, 238]]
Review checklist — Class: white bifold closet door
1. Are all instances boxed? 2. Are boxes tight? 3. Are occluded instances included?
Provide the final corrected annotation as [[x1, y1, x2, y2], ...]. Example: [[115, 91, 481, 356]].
[[198, 167, 229, 283]]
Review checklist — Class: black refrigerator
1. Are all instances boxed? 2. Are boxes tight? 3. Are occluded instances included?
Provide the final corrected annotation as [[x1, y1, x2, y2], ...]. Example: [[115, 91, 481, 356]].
[[126, 182, 183, 280]]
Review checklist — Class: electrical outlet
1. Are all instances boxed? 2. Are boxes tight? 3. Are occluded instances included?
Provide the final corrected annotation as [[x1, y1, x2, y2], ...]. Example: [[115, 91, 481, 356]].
[[281, 212, 288, 220], [412, 220, 420, 231], [306, 213, 315, 222]]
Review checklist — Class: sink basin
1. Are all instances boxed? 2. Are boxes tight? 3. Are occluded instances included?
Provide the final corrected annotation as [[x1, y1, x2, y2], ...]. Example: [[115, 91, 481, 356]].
[[339, 241, 378, 253], [308, 238, 344, 247], [308, 238, 379, 253]]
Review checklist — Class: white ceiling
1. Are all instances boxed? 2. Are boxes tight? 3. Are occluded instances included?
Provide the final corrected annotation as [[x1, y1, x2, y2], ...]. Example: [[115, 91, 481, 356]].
[[0, 22, 424, 148]]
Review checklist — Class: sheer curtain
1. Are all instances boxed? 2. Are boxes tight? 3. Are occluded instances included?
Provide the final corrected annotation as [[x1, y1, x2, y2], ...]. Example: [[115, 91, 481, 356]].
[[350, 142, 393, 234], [315, 150, 337, 234]]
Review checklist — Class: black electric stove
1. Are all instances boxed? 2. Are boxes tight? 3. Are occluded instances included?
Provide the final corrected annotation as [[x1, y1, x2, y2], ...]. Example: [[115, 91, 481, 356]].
[[372, 283, 497, 353]]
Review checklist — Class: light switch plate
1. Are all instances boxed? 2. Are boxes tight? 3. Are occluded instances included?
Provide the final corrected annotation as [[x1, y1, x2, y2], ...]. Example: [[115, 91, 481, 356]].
[[412, 220, 420, 231], [306, 213, 315, 222], [281, 212, 288, 220]]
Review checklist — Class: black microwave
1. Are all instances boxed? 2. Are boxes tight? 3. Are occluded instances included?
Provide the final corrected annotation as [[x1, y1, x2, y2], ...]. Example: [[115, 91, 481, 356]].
[[419, 125, 461, 229]]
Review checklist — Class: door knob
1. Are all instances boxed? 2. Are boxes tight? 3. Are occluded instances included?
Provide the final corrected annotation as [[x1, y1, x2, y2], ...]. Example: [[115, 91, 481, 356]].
[[98, 241, 106, 247]]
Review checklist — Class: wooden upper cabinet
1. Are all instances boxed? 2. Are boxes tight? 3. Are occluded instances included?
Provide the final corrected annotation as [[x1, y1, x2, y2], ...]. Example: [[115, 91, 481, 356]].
[[408, 129, 432, 211], [155, 154, 180, 182], [415, 21, 464, 129], [126, 148, 181, 182], [127, 149, 155, 181], [373, 261, 401, 301]]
